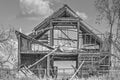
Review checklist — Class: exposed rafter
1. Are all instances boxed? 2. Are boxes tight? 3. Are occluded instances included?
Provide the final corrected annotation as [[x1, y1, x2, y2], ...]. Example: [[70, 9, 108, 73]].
[[15, 30, 54, 50], [28, 4, 102, 45]]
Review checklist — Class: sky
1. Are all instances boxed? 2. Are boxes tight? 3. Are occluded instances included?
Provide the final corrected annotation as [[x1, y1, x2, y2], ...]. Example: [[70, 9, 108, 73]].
[[0, 0, 116, 34]]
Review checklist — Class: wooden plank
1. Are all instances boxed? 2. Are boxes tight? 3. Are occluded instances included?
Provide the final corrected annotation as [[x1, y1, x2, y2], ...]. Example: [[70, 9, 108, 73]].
[[56, 26, 75, 43], [28, 48, 58, 69], [18, 35, 21, 68], [70, 61, 84, 80], [20, 51, 102, 55], [52, 17, 78, 21], [50, 21, 54, 46], [53, 37, 77, 41], [20, 51, 50, 54], [34, 5, 66, 30], [53, 57, 77, 61], [71, 65, 78, 78], [77, 19, 80, 49], [18, 66, 39, 80], [47, 20, 53, 77], [54, 26, 76, 29], [15, 30, 54, 50], [76, 20, 80, 69], [53, 23, 77, 26]]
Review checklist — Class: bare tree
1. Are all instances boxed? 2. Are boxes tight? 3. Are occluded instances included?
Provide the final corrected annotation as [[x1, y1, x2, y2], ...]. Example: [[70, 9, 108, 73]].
[[95, 0, 120, 38], [95, 0, 120, 53], [95, 0, 120, 70], [0, 27, 17, 68]]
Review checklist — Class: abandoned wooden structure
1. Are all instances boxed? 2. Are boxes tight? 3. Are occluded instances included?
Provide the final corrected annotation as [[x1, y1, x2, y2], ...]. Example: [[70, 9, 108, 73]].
[[15, 4, 110, 78]]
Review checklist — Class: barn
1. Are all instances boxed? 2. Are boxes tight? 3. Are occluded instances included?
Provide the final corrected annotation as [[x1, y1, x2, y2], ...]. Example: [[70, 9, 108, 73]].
[[15, 4, 110, 79]]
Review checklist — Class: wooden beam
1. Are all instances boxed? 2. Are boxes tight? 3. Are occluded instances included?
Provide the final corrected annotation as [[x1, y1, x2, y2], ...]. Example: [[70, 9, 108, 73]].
[[20, 50, 102, 55], [53, 57, 77, 61], [70, 61, 84, 80], [52, 37, 77, 41], [47, 20, 53, 78], [56, 26, 75, 43], [77, 20, 80, 49], [50, 21, 54, 46], [54, 26, 76, 29], [28, 48, 58, 69], [52, 17, 79, 21], [34, 6, 66, 30], [71, 65, 78, 78], [15, 30, 54, 50], [18, 35, 21, 68], [77, 20, 80, 69]]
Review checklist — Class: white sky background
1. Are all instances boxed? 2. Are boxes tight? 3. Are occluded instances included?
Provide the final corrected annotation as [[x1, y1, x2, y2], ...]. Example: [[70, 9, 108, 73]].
[[0, 0, 115, 34]]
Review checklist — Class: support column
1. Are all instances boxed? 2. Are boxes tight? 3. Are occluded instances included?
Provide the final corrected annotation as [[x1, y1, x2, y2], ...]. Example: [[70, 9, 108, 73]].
[[47, 20, 54, 78], [76, 59, 78, 69], [18, 35, 21, 69], [77, 20, 80, 50], [77, 19, 80, 72], [47, 56, 50, 78]]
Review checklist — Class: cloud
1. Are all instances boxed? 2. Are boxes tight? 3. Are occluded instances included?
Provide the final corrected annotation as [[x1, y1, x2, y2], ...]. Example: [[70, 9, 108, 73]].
[[76, 11, 88, 20], [16, 13, 43, 20], [18, 0, 54, 20]]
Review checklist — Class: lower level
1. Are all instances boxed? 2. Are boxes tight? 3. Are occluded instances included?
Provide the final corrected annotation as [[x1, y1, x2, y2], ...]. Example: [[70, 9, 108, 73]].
[[20, 52, 110, 78]]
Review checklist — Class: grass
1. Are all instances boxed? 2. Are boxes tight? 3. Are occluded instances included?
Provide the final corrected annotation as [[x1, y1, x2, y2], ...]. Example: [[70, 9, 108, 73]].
[[0, 69, 120, 80]]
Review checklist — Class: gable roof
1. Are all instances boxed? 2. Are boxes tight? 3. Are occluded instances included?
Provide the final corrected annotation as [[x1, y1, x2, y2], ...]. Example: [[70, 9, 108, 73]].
[[29, 4, 103, 44], [33, 4, 81, 31]]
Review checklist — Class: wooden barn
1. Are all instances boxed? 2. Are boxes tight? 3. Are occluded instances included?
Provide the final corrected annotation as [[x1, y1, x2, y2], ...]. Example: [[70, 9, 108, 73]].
[[15, 4, 110, 79]]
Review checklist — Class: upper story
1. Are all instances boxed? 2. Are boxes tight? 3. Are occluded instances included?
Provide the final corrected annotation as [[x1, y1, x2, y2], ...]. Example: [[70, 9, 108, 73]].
[[16, 5, 105, 54]]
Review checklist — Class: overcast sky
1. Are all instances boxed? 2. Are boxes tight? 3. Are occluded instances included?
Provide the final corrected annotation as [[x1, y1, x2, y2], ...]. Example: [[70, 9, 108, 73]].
[[0, 0, 117, 34]]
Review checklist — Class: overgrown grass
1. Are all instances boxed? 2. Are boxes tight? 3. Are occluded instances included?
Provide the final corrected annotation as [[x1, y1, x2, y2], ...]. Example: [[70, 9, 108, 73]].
[[0, 69, 120, 80]]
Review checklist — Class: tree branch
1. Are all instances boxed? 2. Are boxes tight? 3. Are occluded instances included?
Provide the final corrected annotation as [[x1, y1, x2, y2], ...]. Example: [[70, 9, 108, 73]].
[[0, 29, 11, 43]]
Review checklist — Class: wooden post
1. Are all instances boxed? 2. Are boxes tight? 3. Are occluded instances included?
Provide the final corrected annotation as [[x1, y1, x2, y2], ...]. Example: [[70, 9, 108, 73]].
[[50, 20, 54, 46], [76, 59, 78, 69], [47, 56, 50, 78], [76, 19, 80, 70], [47, 20, 54, 78], [77, 20, 80, 50], [28, 48, 57, 69], [84, 34, 86, 44], [70, 61, 84, 80], [90, 34, 91, 44], [18, 35, 21, 68]]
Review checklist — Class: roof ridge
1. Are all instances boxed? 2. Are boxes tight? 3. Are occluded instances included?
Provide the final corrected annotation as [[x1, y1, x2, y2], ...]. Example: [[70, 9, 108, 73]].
[[33, 4, 82, 31]]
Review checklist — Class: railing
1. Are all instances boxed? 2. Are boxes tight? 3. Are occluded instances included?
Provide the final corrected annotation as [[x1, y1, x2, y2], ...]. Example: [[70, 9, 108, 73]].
[[20, 32, 113, 53], [31, 43, 50, 52]]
